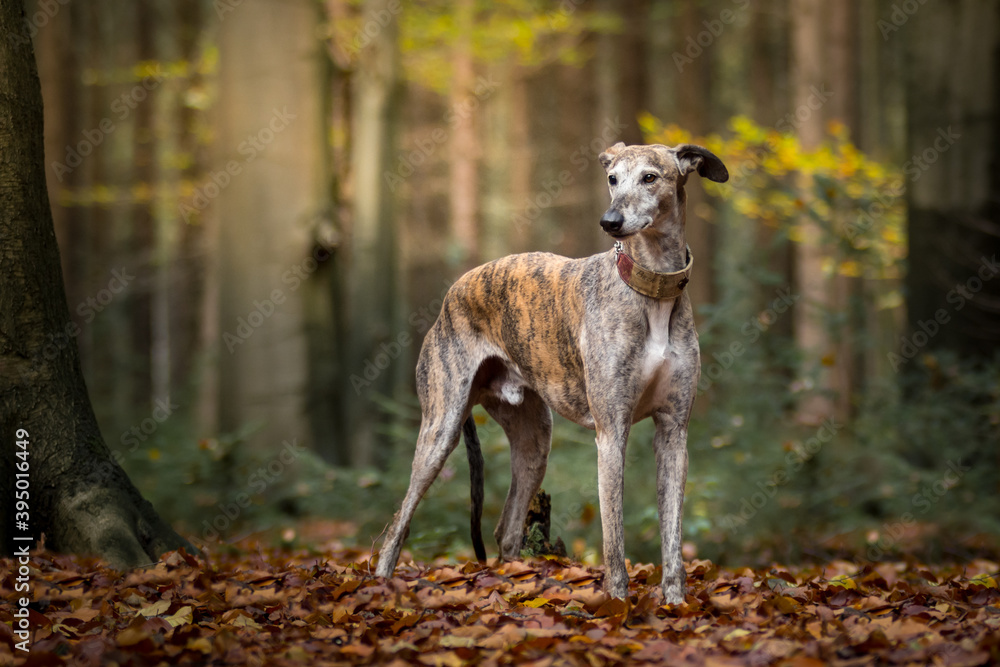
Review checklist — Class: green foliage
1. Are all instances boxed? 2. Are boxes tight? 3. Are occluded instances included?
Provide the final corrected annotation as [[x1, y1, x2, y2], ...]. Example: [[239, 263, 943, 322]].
[[127, 350, 998, 566], [682, 351, 1000, 566]]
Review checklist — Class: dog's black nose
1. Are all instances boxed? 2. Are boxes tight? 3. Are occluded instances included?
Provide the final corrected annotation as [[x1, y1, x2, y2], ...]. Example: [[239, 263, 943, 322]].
[[600, 209, 624, 234]]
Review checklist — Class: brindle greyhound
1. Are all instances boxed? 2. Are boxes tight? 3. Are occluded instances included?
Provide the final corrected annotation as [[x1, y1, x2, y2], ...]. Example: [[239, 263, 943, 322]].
[[375, 142, 729, 603]]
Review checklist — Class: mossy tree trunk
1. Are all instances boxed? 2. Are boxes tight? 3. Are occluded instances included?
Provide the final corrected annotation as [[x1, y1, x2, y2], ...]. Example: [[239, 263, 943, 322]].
[[0, 0, 191, 566]]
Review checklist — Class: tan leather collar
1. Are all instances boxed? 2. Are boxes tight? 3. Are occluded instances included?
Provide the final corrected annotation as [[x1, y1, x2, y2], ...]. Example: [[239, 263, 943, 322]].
[[614, 242, 692, 299]]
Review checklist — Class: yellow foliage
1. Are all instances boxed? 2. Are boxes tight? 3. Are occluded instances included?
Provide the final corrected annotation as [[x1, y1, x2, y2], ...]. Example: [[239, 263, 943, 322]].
[[643, 114, 906, 287], [839, 260, 863, 278]]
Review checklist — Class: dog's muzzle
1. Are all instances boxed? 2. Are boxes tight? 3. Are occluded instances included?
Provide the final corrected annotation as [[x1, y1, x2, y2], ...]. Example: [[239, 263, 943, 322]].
[[600, 209, 625, 235]]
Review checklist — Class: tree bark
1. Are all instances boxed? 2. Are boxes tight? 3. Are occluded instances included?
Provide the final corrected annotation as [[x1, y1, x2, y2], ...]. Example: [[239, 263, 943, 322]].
[[0, 0, 191, 566], [790, 0, 835, 424]]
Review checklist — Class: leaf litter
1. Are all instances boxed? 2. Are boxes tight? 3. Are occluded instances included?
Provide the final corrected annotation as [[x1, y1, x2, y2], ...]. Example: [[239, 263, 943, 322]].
[[2, 541, 999, 666]]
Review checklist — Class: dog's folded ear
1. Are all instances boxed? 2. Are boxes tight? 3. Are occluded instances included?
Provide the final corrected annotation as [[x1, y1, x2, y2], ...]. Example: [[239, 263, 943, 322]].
[[599, 142, 627, 170], [672, 144, 729, 183]]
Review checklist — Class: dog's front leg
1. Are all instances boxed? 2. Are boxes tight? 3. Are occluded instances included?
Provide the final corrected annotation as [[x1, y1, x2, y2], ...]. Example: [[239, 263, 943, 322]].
[[596, 424, 630, 599], [653, 411, 689, 604]]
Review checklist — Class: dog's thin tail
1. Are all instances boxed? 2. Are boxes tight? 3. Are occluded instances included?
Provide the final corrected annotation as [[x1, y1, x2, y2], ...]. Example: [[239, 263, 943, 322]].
[[463, 415, 487, 563]]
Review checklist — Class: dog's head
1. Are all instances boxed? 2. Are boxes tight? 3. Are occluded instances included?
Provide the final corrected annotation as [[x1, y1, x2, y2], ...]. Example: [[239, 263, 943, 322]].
[[598, 143, 728, 238]]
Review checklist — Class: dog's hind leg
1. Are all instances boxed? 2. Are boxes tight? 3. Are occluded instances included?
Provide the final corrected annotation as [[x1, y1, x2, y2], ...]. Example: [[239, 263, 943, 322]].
[[376, 407, 467, 577], [482, 390, 553, 561], [376, 331, 480, 577]]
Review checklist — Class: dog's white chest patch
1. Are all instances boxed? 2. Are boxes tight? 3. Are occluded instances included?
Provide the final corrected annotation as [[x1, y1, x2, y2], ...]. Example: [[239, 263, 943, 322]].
[[643, 300, 673, 372], [636, 300, 675, 415]]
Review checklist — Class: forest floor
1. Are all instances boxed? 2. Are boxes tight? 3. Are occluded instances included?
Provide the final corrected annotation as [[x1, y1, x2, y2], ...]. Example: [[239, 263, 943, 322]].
[[2, 527, 999, 666]]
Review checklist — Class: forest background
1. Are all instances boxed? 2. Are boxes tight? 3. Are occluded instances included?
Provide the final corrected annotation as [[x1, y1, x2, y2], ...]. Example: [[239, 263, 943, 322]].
[[21, 0, 1000, 567]]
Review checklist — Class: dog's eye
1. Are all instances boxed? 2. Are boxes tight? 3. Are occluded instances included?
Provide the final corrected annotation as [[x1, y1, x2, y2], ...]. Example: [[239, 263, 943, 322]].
[[643, 173, 657, 184], [608, 175, 617, 186]]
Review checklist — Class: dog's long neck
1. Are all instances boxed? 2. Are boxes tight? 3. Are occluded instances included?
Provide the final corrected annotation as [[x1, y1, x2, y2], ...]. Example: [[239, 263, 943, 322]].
[[617, 204, 688, 275]]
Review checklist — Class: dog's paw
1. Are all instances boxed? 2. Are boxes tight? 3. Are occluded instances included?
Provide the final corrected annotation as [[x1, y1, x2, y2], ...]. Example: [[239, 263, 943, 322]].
[[661, 576, 686, 605], [603, 569, 630, 600], [661, 586, 685, 606]]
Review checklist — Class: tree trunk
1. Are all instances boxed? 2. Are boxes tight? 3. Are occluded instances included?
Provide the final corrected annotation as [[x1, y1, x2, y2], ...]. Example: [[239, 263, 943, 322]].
[[342, 0, 401, 466], [750, 2, 795, 350], [213, 0, 326, 455], [904, 0, 1000, 361], [790, 0, 835, 424], [507, 68, 532, 254], [676, 0, 715, 313], [827, 0, 862, 418], [617, 0, 648, 146], [0, 0, 191, 566], [448, 0, 479, 267]]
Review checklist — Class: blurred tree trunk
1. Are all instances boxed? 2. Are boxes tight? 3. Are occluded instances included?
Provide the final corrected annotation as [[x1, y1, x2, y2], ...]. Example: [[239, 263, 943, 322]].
[[314, 0, 355, 465], [594, 0, 618, 250], [213, 0, 326, 455], [150, 0, 178, 408], [676, 0, 714, 312], [449, 0, 479, 267], [481, 63, 512, 258], [790, 0, 835, 424], [343, 0, 401, 466], [904, 1, 1000, 360], [855, 0, 900, 385], [750, 2, 795, 347], [128, 0, 156, 422], [507, 69, 532, 254], [827, 0, 862, 417], [618, 0, 648, 146], [0, 0, 191, 564], [749, 3, 782, 125]]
